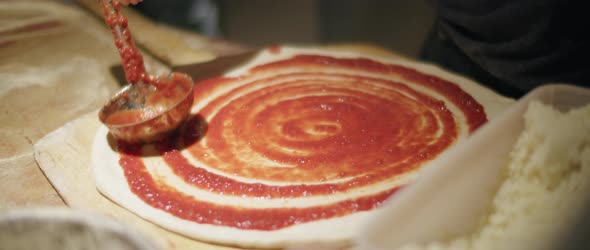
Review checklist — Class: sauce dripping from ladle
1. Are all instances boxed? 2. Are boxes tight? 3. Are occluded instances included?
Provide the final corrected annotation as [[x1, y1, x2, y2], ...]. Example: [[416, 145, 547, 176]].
[[98, 0, 195, 144]]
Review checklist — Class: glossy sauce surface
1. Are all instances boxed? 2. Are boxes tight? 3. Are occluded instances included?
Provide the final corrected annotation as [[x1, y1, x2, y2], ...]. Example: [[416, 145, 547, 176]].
[[117, 53, 488, 230], [100, 0, 147, 84]]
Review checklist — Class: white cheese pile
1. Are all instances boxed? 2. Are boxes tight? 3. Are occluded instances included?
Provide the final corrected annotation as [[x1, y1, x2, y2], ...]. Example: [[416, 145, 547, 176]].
[[398, 101, 590, 250]]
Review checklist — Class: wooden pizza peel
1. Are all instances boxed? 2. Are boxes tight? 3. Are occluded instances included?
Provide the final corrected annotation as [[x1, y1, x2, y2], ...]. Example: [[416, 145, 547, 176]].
[[34, 113, 242, 250]]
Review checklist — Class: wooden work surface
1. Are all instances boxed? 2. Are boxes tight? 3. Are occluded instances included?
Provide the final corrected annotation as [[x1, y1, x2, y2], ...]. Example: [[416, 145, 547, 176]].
[[0, 1, 404, 249]]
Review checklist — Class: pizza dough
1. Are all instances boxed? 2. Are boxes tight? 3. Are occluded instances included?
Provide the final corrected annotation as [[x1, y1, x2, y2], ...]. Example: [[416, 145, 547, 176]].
[[91, 46, 514, 248]]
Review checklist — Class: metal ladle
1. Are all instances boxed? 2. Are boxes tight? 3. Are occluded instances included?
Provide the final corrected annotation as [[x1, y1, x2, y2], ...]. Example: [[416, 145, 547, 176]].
[[98, 0, 194, 144]]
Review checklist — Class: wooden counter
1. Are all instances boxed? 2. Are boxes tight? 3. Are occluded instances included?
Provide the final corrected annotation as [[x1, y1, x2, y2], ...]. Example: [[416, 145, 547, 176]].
[[0, 0, 249, 210], [0, 1, 403, 249]]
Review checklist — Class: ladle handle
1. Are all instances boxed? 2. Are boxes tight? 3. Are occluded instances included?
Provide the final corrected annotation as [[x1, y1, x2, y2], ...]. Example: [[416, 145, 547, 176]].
[[99, 0, 147, 84]]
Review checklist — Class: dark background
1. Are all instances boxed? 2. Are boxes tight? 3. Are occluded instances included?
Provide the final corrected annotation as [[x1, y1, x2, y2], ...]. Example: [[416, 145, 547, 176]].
[[132, 0, 435, 58]]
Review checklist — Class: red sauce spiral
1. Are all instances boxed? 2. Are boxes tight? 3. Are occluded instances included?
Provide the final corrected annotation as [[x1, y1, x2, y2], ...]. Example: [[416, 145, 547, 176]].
[[117, 53, 487, 231]]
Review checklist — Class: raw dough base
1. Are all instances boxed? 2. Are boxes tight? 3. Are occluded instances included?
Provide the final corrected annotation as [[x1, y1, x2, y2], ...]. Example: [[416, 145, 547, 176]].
[[91, 47, 515, 248]]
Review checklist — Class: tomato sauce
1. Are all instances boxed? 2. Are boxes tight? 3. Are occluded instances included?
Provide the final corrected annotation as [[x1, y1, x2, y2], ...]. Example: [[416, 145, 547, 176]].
[[100, 0, 148, 84], [116, 52, 488, 230], [105, 109, 146, 125], [120, 141, 399, 230]]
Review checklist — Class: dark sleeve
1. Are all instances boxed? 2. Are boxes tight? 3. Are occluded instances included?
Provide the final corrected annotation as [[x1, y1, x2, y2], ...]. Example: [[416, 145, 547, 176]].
[[422, 0, 590, 96]]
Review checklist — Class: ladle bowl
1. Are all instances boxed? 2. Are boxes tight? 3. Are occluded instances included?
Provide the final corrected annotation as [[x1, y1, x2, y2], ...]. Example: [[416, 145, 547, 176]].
[[99, 72, 194, 144]]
